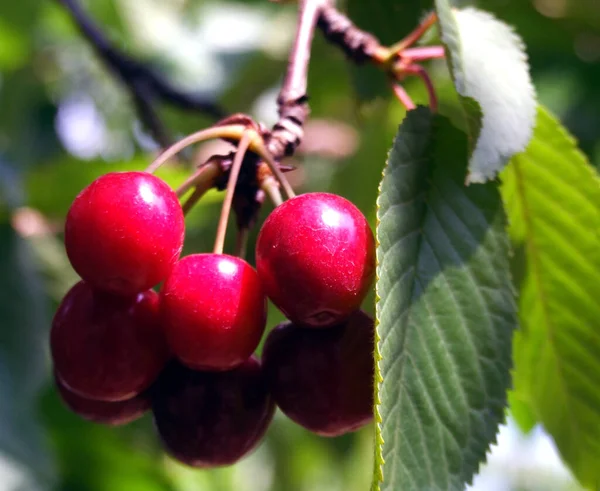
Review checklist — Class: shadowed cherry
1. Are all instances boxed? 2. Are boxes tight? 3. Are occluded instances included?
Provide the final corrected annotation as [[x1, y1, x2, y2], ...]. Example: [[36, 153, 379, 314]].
[[152, 356, 274, 468], [55, 373, 151, 426], [262, 310, 375, 437], [51, 281, 169, 402]]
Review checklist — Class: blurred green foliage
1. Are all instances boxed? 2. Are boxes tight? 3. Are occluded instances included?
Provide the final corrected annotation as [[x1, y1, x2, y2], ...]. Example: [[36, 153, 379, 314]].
[[0, 0, 598, 490]]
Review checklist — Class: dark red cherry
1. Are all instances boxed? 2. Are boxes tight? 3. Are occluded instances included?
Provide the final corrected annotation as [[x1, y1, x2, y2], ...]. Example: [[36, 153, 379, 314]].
[[65, 171, 185, 296], [51, 281, 169, 401], [256, 192, 375, 327], [160, 254, 267, 371], [55, 373, 150, 426], [262, 310, 374, 437], [151, 357, 274, 468]]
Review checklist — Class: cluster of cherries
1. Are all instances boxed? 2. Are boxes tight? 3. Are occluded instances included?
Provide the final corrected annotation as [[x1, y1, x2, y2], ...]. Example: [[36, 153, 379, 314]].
[[50, 169, 376, 468]]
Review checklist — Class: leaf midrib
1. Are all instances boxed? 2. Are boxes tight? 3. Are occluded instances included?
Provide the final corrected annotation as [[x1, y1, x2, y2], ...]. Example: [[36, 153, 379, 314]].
[[510, 155, 580, 451]]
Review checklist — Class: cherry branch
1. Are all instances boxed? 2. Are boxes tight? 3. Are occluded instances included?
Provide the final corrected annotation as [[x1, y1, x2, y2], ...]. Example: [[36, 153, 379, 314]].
[[317, 6, 441, 110], [267, 0, 330, 161], [56, 0, 225, 148], [316, 3, 382, 64]]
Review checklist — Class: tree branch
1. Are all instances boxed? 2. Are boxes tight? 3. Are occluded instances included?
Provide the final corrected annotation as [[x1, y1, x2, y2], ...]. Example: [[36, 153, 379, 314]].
[[316, 3, 384, 64], [316, 6, 442, 110], [267, 0, 330, 160], [56, 0, 225, 147]]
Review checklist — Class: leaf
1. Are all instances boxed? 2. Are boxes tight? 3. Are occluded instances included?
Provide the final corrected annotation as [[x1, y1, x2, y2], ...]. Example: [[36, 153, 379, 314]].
[[502, 106, 600, 489], [433, 4, 537, 183], [373, 107, 516, 490], [508, 392, 537, 435]]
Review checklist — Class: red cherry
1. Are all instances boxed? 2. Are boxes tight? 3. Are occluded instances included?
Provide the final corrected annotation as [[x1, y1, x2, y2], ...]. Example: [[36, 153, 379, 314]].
[[160, 254, 267, 371], [65, 171, 185, 296], [256, 192, 375, 327], [51, 281, 169, 401], [152, 357, 274, 468], [262, 310, 375, 437], [55, 373, 150, 426]]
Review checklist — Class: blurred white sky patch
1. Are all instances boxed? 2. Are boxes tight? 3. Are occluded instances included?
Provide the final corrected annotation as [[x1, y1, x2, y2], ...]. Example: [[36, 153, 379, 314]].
[[55, 94, 136, 161], [201, 4, 270, 53], [0, 453, 42, 491], [252, 85, 281, 126], [53, 0, 297, 164], [55, 94, 108, 160], [469, 418, 580, 491], [116, 0, 294, 94]]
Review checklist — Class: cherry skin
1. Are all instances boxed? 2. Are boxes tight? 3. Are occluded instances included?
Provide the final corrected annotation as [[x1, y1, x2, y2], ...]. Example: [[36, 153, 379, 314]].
[[65, 171, 185, 296], [151, 356, 275, 468], [255, 192, 375, 327], [262, 310, 375, 437], [55, 373, 150, 426], [51, 281, 169, 402], [160, 253, 267, 371]]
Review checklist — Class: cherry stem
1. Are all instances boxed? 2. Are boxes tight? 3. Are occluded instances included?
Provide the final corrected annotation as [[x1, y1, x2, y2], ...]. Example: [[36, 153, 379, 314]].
[[175, 161, 221, 198], [401, 46, 445, 62], [252, 141, 296, 199], [235, 227, 249, 259], [181, 186, 207, 216], [392, 84, 416, 111], [387, 11, 438, 56], [403, 64, 438, 112], [261, 175, 285, 207], [213, 132, 252, 255], [145, 124, 247, 174]]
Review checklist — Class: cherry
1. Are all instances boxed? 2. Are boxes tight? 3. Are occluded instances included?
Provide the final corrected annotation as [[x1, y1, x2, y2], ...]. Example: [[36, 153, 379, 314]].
[[65, 171, 185, 296], [55, 373, 150, 426], [51, 281, 169, 402], [262, 310, 375, 437], [160, 254, 267, 371], [256, 192, 375, 327], [152, 357, 274, 468]]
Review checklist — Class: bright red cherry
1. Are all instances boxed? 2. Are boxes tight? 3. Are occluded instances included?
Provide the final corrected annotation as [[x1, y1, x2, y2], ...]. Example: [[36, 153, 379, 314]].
[[51, 281, 169, 402], [65, 171, 185, 296], [256, 192, 375, 327], [152, 357, 274, 468], [262, 310, 375, 437], [55, 373, 150, 426], [160, 254, 267, 371]]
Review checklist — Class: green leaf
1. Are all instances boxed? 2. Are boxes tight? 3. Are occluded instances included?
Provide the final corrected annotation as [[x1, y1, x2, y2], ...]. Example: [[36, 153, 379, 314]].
[[508, 392, 537, 435], [373, 107, 516, 490], [502, 106, 600, 489], [434, 4, 537, 183]]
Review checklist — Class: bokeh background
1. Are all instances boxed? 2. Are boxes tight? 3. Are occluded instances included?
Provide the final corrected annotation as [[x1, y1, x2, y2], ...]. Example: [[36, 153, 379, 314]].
[[0, 0, 598, 490]]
